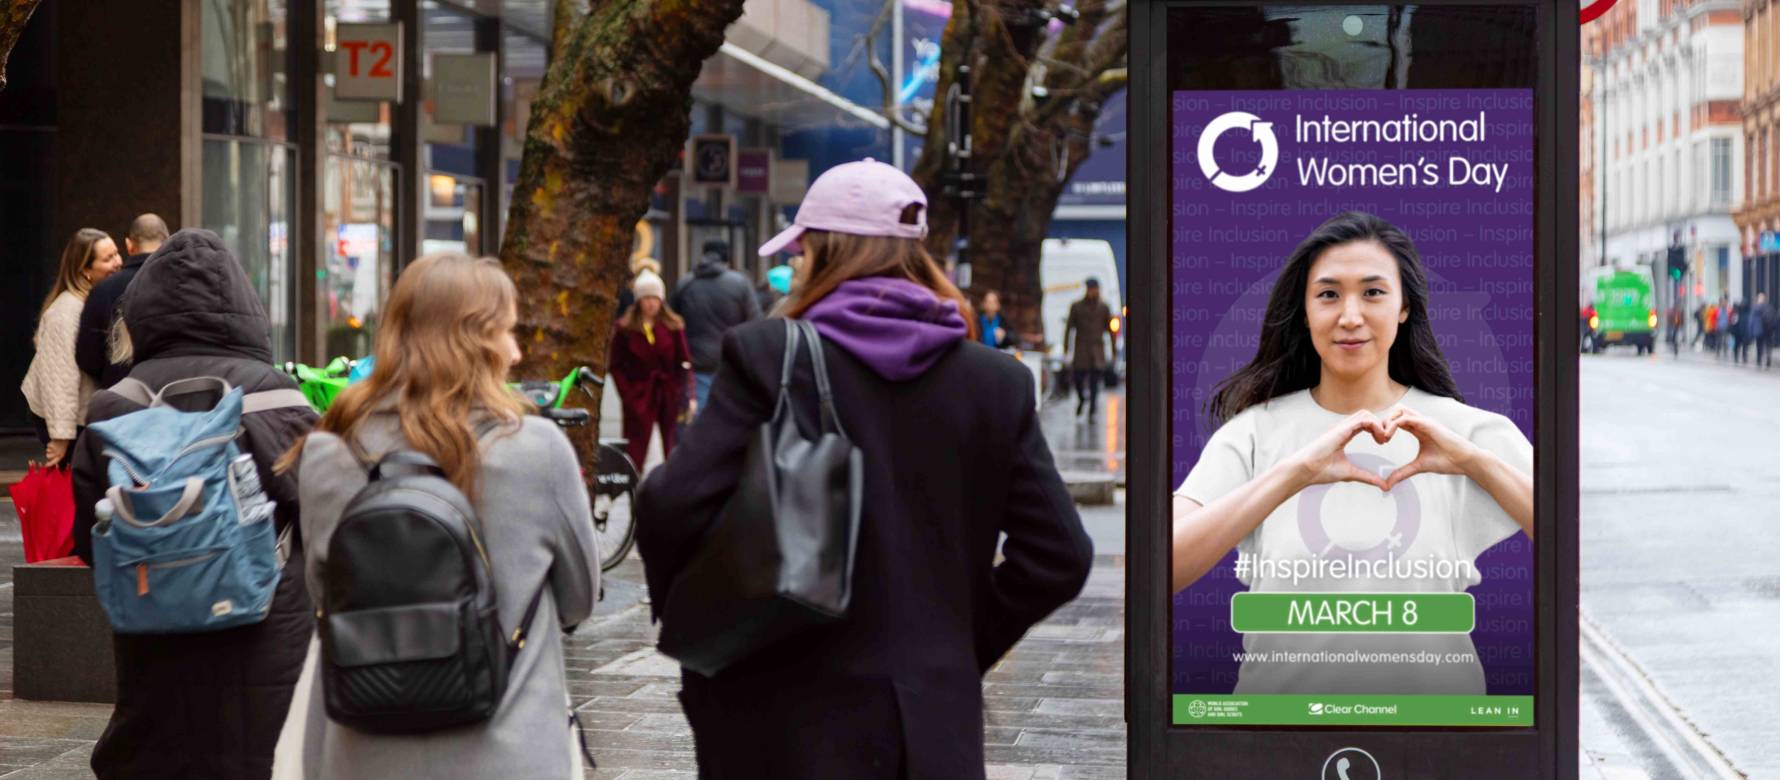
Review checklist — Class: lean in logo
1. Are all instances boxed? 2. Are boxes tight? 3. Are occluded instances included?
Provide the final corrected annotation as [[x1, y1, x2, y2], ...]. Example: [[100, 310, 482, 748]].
[[1197, 111, 1279, 193]]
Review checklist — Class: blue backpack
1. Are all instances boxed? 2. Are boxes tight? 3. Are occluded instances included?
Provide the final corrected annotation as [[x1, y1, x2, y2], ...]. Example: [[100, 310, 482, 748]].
[[86, 377, 311, 634]]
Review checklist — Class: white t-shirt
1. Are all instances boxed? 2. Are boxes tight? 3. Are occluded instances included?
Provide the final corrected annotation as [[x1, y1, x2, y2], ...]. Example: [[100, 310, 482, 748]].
[[1176, 387, 1531, 695]]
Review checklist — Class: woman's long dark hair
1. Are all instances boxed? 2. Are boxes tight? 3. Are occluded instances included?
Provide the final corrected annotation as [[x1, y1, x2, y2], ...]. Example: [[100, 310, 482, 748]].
[[1206, 211, 1462, 424]]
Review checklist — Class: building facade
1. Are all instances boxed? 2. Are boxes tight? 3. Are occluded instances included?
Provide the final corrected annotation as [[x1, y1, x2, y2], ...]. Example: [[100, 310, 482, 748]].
[[1733, 0, 1780, 303], [1587, 0, 1745, 316]]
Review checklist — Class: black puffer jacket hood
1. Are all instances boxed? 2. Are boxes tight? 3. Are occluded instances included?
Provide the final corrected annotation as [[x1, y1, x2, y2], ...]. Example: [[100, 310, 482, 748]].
[[121, 229, 274, 364]]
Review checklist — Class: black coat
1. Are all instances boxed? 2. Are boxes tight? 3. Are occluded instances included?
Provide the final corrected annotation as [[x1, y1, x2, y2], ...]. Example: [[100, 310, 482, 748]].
[[75, 252, 151, 387], [636, 319, 1093, 780], [670, 254, 763, 373], [68, 230, 317, 780]]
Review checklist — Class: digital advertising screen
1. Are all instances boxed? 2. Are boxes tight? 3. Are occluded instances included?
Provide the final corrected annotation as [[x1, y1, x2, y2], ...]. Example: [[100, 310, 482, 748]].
[[1166, 5, 1538, 729]]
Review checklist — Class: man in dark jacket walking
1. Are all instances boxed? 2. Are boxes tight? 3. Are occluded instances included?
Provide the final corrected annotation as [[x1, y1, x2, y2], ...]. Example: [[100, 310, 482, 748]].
[[671, 241, 762, 417], [1754, 292, 1775, 369], [1064, 278, 1113, 420], [77, 213, 168, 387], [68, 230, 316, 779]]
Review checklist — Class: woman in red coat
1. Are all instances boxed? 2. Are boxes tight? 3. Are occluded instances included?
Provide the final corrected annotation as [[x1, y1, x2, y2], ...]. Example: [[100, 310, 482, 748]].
[[609, 269, 694, 469]]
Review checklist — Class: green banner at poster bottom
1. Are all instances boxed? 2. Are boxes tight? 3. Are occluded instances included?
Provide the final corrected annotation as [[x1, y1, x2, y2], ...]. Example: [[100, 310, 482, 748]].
[[1172, 694, 1534, 726]]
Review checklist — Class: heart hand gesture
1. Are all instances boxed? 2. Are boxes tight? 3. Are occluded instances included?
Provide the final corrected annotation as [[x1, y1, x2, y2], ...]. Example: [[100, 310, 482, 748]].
[[1290, 411, 1392, 491], [1380, 406, 1480, 491]]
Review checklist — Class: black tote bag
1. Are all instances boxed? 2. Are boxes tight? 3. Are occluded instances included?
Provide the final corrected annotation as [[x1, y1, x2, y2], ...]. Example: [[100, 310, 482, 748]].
[[656, 319, 864, 677]]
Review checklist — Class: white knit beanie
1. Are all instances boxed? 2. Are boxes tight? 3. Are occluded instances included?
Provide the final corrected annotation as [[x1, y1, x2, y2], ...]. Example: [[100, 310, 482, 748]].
[[632, 269, 666, 301]]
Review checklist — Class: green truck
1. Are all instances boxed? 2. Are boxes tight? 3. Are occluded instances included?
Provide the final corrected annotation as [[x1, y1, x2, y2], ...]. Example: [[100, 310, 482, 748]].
[[1585, 268, 1657, 354]]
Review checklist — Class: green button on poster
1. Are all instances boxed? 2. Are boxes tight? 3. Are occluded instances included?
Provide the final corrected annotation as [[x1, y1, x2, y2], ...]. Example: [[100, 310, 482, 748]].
[[1230, 593, 1475, 633]]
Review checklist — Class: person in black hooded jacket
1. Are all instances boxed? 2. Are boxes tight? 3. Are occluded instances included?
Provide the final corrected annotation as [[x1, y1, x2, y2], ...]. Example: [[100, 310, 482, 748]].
[[670, 241, 762, 417], [67, 229, 317, 780]]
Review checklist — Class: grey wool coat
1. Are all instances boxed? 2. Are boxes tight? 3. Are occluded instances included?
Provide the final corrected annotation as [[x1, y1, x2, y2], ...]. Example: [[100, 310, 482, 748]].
[[287, 413, 601, 779]]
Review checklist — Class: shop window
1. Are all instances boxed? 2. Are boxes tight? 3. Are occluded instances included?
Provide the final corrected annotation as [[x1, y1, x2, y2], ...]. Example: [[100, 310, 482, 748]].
[[202, 139, 297, 361], [202, 0, 292, 140], [322, 155, 398, 358], [201, 0, 296, 360], [422, 174, 484, 256]]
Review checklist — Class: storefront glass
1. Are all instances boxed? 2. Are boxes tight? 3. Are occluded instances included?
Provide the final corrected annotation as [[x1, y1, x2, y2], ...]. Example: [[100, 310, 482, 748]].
[[203, 139, 298, 360], [322, 156, 398, 359], [422, 1, 485, 254], [201, 0, 297, 361]]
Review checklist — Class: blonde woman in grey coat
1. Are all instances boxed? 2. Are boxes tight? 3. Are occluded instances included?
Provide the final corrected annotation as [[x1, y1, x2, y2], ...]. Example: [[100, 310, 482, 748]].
[[276, 253, 601, 778]]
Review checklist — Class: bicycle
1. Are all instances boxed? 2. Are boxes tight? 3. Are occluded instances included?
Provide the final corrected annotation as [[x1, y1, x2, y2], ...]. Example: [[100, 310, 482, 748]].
[[282, 360, 641, 572], [511, 367, 640, 573]]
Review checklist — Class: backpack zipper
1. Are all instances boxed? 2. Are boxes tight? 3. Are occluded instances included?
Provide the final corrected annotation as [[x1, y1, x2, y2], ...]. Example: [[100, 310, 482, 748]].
[[101, 449, 150, 487], [134, 550, 225, 596]]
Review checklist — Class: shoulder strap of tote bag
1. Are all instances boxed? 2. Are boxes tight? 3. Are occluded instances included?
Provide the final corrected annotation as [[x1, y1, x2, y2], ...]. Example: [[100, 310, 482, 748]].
[[793, 320, 848, 438], [777, 318, 802, 405]]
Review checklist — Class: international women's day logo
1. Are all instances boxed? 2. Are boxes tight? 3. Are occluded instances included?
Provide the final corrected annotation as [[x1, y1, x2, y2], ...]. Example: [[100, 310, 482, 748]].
[[1198, 111, 1279, 193], [1196, 103, 1515, 194]]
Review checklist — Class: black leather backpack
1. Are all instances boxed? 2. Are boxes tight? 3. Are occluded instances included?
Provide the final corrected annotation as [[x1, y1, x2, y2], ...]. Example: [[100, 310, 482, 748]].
[[318, 449, 544, 734]]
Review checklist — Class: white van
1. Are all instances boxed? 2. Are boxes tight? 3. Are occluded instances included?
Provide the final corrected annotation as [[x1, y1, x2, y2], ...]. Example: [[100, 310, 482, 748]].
[[1039, 238, 1123, 359]]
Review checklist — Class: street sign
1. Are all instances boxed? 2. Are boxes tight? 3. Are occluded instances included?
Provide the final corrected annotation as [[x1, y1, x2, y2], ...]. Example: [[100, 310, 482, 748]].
[[737, 148, 772, 194], [689, 134, 737, 189], [1127, 2, 1578, 776], [335, 23, 403, 102], [433, 53, 496, 126], [770, 158, 809, 205]]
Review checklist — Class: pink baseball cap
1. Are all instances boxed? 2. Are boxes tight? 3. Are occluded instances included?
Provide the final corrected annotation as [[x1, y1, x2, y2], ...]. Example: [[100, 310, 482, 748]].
[[757, 158, 928, 256]]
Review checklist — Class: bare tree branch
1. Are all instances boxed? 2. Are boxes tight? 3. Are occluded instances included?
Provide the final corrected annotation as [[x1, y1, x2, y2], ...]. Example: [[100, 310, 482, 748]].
[[862, 0, 930, 135], [0, 0, 44, 92]]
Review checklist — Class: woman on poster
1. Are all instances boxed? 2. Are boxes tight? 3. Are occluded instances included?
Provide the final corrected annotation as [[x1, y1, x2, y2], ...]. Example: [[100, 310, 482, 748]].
[[1171, 211, 1532, 695]]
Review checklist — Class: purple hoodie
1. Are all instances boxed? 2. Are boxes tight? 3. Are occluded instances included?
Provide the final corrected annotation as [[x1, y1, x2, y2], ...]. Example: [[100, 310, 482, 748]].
[[801, 277, 968, 381]]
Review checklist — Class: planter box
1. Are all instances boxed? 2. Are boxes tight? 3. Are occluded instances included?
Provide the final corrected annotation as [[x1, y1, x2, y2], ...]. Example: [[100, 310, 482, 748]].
[[13, 557, 116, 703]]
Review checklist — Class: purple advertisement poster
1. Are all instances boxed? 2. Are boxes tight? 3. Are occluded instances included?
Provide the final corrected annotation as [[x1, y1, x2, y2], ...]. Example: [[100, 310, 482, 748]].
[[1168, 89, 1535, 727]]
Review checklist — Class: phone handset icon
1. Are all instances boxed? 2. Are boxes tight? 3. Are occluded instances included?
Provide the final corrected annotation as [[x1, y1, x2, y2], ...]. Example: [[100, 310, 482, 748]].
[[1321, 747, 1381, 780]]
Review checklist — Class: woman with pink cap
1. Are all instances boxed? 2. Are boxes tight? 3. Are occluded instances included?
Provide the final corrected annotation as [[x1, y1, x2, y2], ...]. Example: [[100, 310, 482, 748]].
[[637, 159, 1093, 778]]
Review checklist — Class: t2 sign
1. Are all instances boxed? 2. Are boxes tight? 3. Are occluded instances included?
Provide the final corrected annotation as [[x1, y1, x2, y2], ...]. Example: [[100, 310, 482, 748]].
[[336, 23, 403, 102]]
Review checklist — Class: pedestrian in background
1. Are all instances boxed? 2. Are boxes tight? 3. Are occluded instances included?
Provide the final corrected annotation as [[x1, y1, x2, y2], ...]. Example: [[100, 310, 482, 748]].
[[1734, 301, 1752, 364], [609, 268, 694, 470], [615, 256, 662, 322], [66, 230, 316, 778], [1064, 278, 1113, 420], [977, 289, 1011, 348], [21, 228, 121, 465], [636, 159, 1092, 779], [1666, 303, 1684, 357], [278, 253, 601, 779], [1754, 292, 1774, 369], [77, 213, 168, 387], [671, 240, 762, 418]]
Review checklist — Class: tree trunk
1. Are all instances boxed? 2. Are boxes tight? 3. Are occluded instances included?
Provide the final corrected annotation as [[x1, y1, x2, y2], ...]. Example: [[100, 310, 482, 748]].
[[0, 0, 43, 92], [500, 0, 746, 450], [911, 0, 1127, 343]]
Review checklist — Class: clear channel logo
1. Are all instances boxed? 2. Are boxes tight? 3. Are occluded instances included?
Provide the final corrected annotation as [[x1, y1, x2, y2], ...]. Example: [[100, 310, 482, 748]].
[[1197, 111, 1279, 193]]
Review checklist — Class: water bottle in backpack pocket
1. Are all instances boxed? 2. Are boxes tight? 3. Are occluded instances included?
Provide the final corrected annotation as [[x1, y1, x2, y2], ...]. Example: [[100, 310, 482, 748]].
[[87, 377, 310, 634]]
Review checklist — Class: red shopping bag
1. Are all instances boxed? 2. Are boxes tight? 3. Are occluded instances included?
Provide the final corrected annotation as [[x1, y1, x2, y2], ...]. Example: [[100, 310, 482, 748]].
[[8, 464, 76, 563]]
